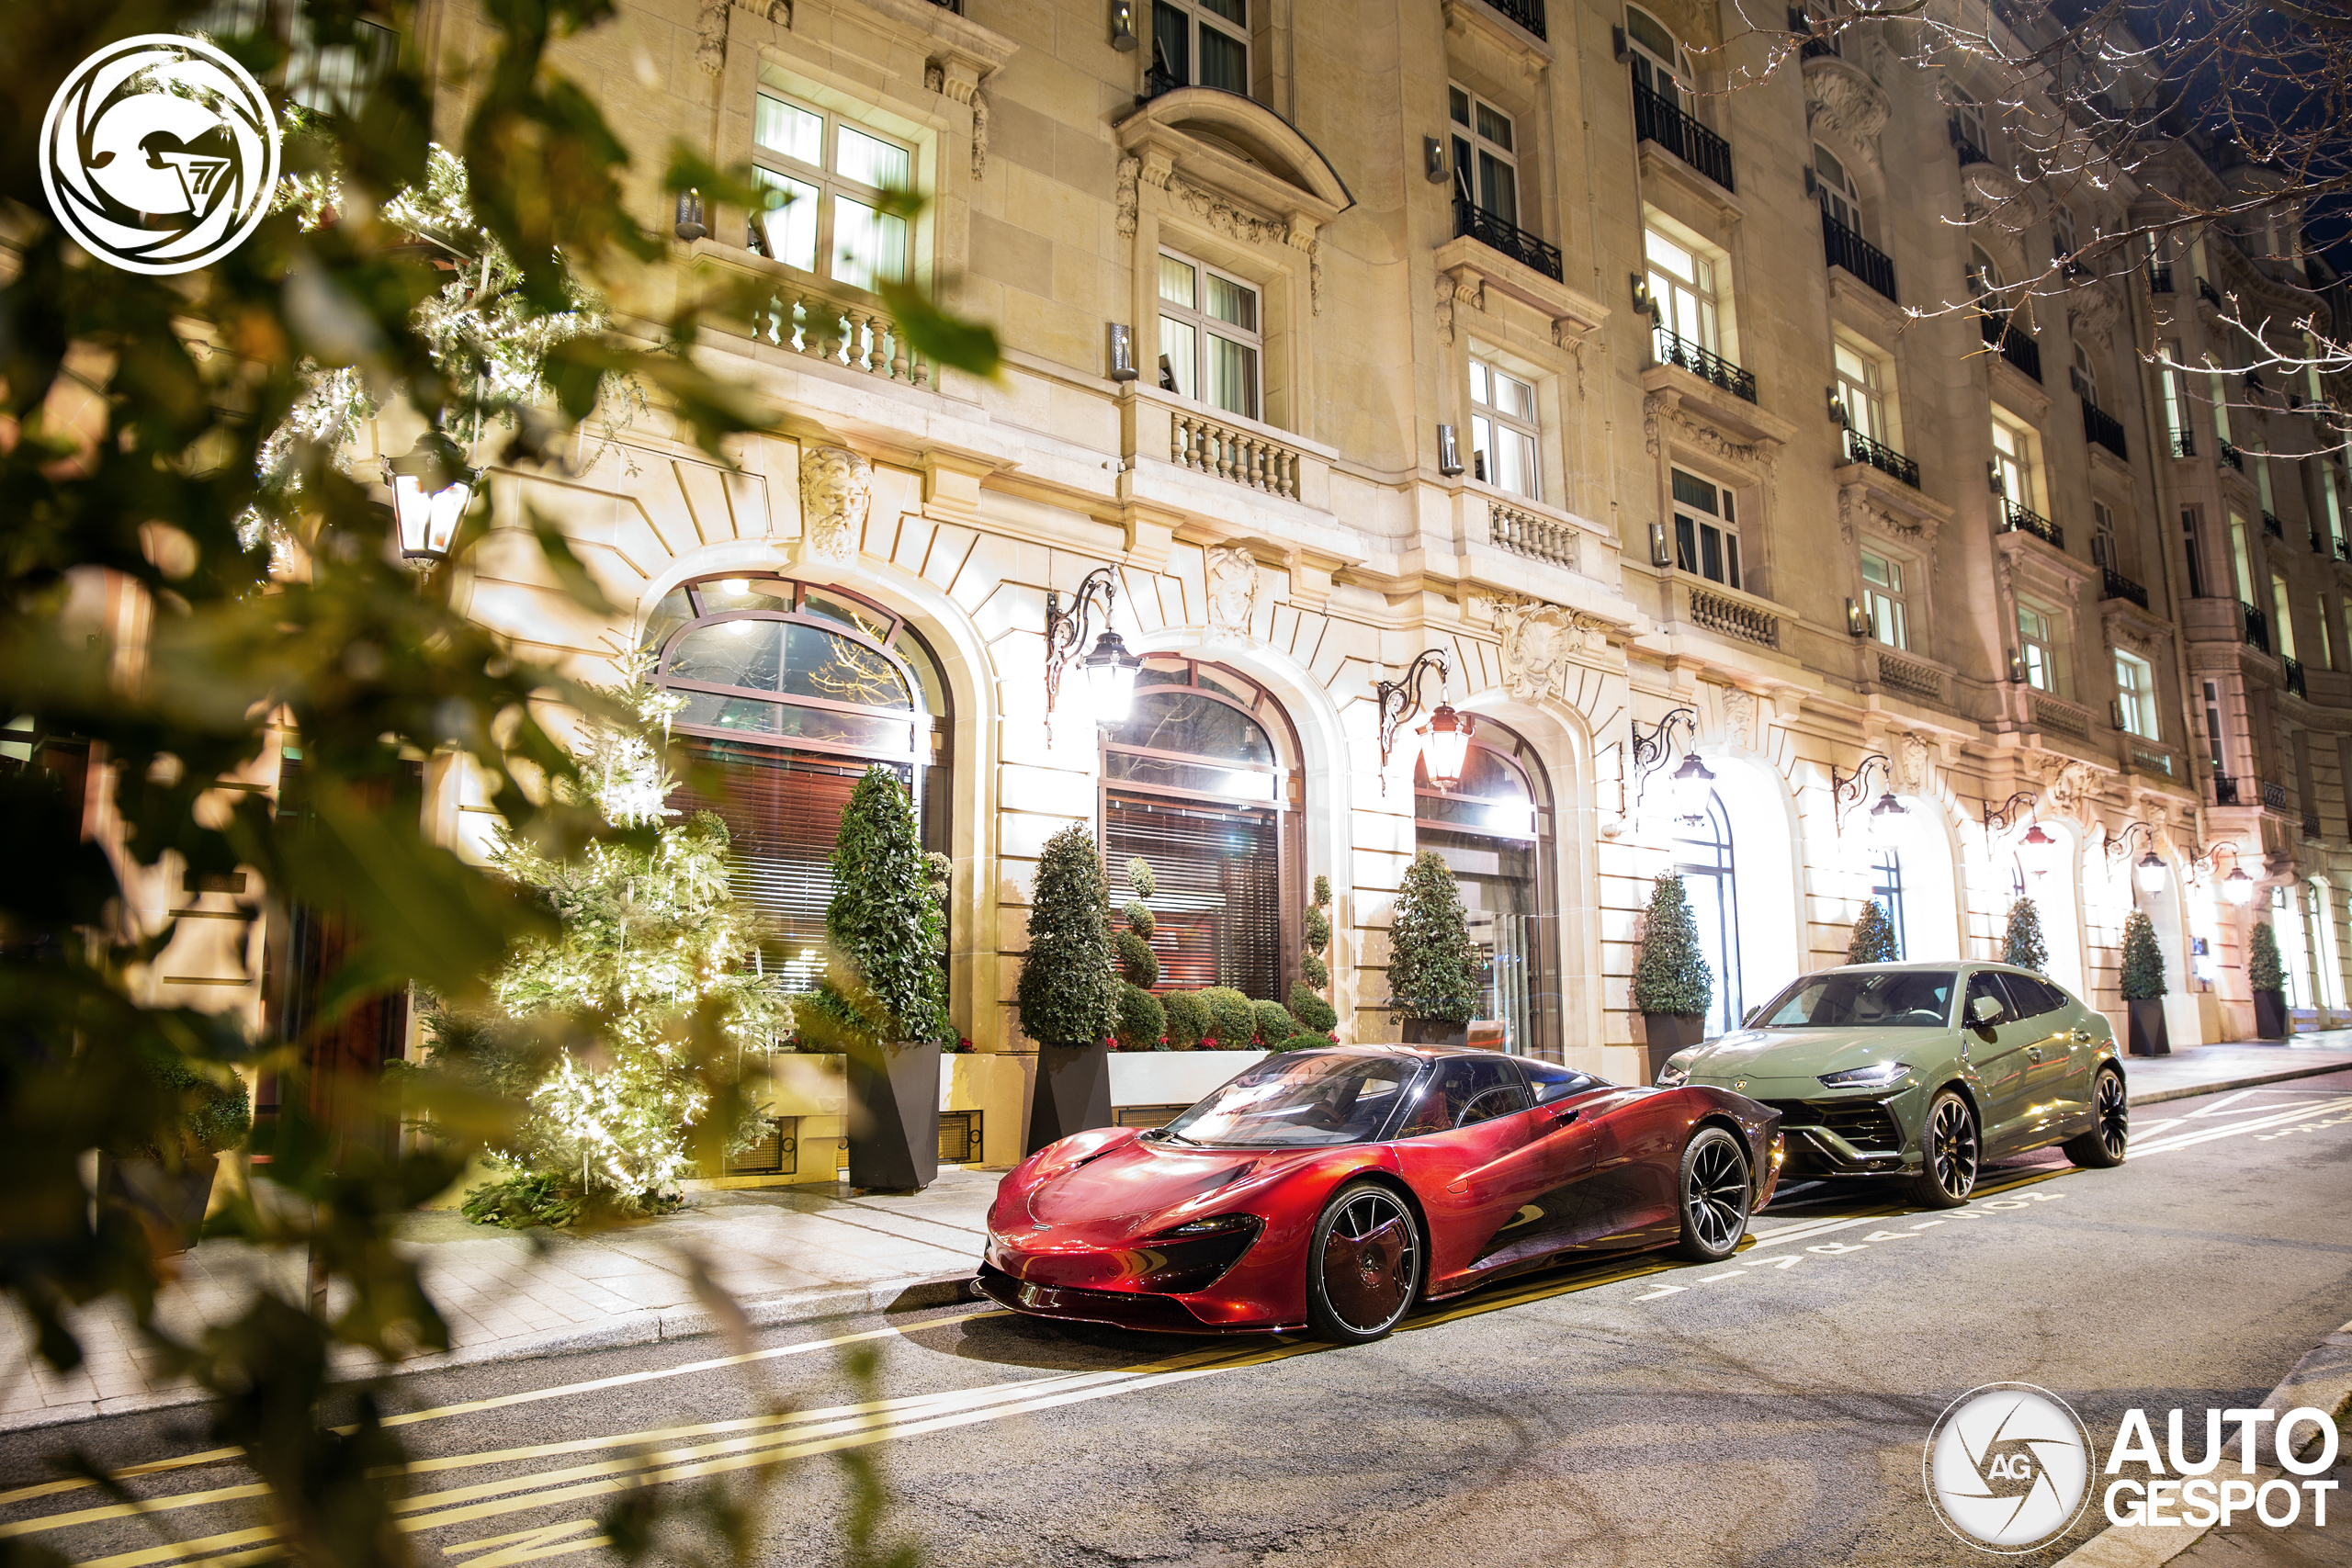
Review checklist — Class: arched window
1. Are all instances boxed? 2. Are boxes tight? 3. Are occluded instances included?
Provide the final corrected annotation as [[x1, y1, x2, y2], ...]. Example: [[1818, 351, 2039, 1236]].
[[1871, 848, 1907, 958], [1414, 722, 1560, 1059], [1625, 6, 1690, 107], [639, 574, 952, 994], [1814, 142, 1862, 232], [1100, 657, 1300, 1004], [1674, 795, 1741, 1035]]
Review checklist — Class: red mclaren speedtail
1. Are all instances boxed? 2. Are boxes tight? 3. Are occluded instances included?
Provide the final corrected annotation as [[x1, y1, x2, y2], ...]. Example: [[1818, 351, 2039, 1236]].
[[978, 1045, 1784, 1343]]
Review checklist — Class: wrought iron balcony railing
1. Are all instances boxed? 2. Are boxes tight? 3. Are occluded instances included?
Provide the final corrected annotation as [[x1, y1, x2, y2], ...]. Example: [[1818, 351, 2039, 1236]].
[[2337, 537, 2350, 563], [2099, 566, 2148, 609], [1453, 196, 1564, 283], [2199, 276, 2224, 310], [1978, 313, 2042, 381], [2170, 429, 2197, 457], [2213, 773, 2242, 806], [1652, 323, 1758, 404], [2285, 655, 2308, 697], [1948, 120, 1988, 165], [2222, 440, 2245, 471], [1633, 76, 1736, 192], [1480, 0, 1548, 38], [1843, 428, 1919, 488], [2261, 507, 2283, 536], [1822, 209, 1897, 302], [2264, 778, 2290, 811], [2241, 600, 2271, 652], [2148, 264, 2174, 293], [2304, 810, 2324, 840], [2081, 399, 2128, 459], [2002, 499, 2064, 548]]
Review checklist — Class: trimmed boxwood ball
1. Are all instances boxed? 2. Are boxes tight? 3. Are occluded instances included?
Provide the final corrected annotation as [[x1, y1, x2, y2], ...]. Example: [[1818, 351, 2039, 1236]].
[[2003, 897, 2050, 973], [2250, 920, 2285, 993], [1274, 1032, 1333, 1054], [1123, 900, 1155, 939], [2120, 909, 2167, 999], [1198, 987, 1257, 1051], [1016, 826, 1120, 1046], [1304, 906, 1331, 954], [1162, 990, 1209, 1048], [1251, 1000, 1296, 1045], [1288, 983, 1338, 1033], [1116, 930, 1160, 989], [1299, 953, 1329, 989], [1114, 984, 1166, 1051]]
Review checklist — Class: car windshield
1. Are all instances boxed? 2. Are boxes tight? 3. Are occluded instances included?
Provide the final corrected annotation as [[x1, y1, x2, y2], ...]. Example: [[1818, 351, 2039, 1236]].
[[1754, 969, 1956, 1029], [1164, 1054, 1424, 1147]]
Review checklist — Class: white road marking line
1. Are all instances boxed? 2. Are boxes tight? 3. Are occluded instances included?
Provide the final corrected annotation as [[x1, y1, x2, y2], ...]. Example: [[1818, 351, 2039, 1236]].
[[2188, 1088, 2274, 1119], [1697, 1271, 1747, 1282], [2133, 1096, 2352, 1156], [1747, 1256, 1803, 1269], [1631, 1285, 1688, 1302]]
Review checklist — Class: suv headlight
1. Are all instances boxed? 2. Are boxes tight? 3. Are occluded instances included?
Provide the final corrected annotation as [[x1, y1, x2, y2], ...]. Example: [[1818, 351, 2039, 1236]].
[[1818, 1061, 1910, 1089], [1655, 1054, 1694, 1088]]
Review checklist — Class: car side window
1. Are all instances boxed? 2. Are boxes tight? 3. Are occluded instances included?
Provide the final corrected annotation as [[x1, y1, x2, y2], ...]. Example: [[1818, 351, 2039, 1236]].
[[2017, 975, 2070, 1017], [1396, 1057, 1532, 1136], [1521, 1061, 1603, 1104]]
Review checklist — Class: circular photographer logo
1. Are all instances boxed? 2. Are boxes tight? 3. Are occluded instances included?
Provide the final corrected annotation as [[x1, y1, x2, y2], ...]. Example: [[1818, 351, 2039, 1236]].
[[40, 33, 280, 276], [1924, 1383, 2094, 1553]]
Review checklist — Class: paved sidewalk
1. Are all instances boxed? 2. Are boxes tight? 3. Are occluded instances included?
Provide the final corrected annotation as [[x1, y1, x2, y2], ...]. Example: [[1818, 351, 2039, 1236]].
[[6, 1032, 2352, 1435]]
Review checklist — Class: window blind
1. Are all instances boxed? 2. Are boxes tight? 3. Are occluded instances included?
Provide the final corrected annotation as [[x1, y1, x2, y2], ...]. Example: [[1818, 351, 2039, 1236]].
[[1106, 793, 1281, 1002]]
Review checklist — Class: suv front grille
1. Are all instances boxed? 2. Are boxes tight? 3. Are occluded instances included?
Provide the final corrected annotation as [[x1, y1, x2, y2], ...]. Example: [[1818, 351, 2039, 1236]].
[[1762, 1099, 1903, 1153]]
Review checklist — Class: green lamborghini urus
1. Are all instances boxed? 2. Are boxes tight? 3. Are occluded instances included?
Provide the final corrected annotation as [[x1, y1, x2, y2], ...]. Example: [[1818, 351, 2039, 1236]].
[[1653, 962, 2130, 1207]]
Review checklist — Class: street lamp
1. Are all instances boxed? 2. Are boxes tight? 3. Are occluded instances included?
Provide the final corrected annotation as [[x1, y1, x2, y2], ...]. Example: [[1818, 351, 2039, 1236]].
[[1867, 789, 1909, 844], [2135, 850, 2166, 894], [1374, 649, 1464, 795], [2222, 866, 2256, 906], [1043, 566, 1141, 737], [2018, 823, 2062, 879], [1664, 751, 1717, 823], [1418, 699, 1475, 793], [383, 433, 476, 564], [1079, 624, 1143, 723]]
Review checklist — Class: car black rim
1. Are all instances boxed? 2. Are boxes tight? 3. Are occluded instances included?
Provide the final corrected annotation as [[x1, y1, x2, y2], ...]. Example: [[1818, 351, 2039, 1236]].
[[1685, 1135, 1750, 1253], [2096, 1072, 2129, 1159], [1929, 1098, 1978, 1198], [1320, 1189, 1418, 1334]]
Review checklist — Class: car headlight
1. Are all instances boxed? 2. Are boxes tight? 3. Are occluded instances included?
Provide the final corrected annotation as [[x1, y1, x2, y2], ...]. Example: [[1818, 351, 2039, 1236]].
[[1817, 1061, 1911, 1089], [1655, 1054, 1693, 1089], [1162, 1213, 1257, 1235]]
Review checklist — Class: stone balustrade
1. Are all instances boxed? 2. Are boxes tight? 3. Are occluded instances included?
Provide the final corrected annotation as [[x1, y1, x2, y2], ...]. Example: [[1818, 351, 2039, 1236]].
[[1170, 412, 1302, 500], [1487, 499, 1578, 570], [755, 286, 933, 387]]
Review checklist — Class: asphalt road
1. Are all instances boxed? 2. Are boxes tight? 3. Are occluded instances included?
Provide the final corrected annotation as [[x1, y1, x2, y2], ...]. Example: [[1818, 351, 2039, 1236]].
[[8, 1069, 2352, 1568]]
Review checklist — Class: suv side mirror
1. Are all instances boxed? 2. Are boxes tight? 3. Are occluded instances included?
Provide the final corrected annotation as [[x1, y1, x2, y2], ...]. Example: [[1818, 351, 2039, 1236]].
[[1970, 995, 2006, 1026]]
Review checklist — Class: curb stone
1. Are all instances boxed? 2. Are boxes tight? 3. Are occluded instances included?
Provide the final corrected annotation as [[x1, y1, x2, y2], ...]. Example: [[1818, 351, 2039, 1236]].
[[0, 1274, 977, 1438], [2051, 1317, 2352, 1567], [2127, 1057, 2352, 1108]]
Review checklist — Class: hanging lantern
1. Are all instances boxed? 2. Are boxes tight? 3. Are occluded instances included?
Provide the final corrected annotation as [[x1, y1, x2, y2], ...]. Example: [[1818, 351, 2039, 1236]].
[[1864, 790, 1909, 844], [1080, 626, 1142, 724], [1664, 751, 1717, 823], [2221, 866, 2256, 906], [1419, 702, 1475, 792], [2018, 823, 2061, 878], [383, 433, 476, 563], [2135, 850, 2166, 894]]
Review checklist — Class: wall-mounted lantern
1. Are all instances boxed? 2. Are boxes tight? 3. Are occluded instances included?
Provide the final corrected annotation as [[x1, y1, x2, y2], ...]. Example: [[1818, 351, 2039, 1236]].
[[1108, 323, 1138, 382], [1436, 423, 1464, 476], [1111, 0, 1138, 50], [1043, 566, 1141, 739], [1374, 649, 1470, 794], [673, 188, 707, 243], [384, 433, 477, 565]]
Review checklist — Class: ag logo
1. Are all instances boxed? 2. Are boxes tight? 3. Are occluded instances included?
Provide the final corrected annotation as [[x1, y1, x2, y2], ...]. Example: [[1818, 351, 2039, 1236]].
[[1924, 1382, 2094, 1553], [40, 33, 280, 276]]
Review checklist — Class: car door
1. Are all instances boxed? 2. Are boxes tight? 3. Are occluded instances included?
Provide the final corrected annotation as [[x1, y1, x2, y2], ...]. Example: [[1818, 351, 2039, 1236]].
[[1961, 969, 2041, 1153], [2010, 975, 2086, 1137], [1468, 1065, 1615, 1270], [1386, 1057, 1559, 1292]]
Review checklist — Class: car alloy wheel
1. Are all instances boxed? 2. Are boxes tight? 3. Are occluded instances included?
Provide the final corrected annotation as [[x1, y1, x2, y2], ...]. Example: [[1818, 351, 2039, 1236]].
[[1672, 1126, 1752, 1262], [1911, 1091, 1979, 1208], [2064, 1068, 2129, 1169], [1306, 1181, 1420, 1344]]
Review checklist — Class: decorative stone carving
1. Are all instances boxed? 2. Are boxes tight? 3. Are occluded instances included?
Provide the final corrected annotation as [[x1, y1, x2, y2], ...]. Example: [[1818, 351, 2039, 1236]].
[[695, 0, 729, 75], [971, 84, 991, 180], [1721, 688, 1758, 752], [2069, 279, 2122, 344], [1485, 595, 1589, 699], [1802, 57, 1891, 168], [1114, 155, 1140, 238], [797, 446, 872, 564], [1204, 546, 1260, 638], [1643, 392, 1779, 497], [1894, 731, 1930, 793], [1153, 168, 1323, 312], [2042, 761, 2102, 821], [925, 62, 944, 92]]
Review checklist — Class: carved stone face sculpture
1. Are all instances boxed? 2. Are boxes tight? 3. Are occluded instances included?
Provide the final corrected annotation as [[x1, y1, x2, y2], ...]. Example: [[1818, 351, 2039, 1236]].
[[797, 446, 872, 564], [1494, 598, 1577, 700], [1721, 688, 1758, 751], [1205, 546, 1259, 638]]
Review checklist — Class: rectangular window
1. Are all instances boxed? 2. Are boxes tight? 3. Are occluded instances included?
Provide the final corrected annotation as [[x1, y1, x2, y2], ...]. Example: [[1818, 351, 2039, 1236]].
[[1157, 250, 1261, 420], [2204, 679, 2227, 775], [1449, 85, 1520, 231], [751, 92, 911, 290], [2161, 344, 2194, 455], [2114, 649, 2157, 739], [2273, 572, 2299, 660], [2092, 500, 2117, 569], [1645, 224, 1720, 355], [1871, 848, 1906, 959], [2230, 513, 2255, 602], [1860, 548, 1908, 650], [2018, 602, 2060, 694], [2206, 360, 2233, 446], [2072, 340, 2099, 406], [1152, 0, 1249, 94], [2320, 595, 2336, 671], [2325, 467, 2346, 552], [1991, 416, 2034, 512], [1671, 468, 1739, 589], [2256, 449, 2276, 516], [2183, 509, 2209, 598], [1468, 355, 1541, 501], [1834, 340, 1887, 446]]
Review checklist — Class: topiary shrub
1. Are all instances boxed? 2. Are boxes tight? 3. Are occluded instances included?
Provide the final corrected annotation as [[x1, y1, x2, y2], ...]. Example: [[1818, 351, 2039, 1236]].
[[1288, 983, 1338, 1033], [107, 1053, 253, 1162], [1115, 983, 1167, 1051], [1273, 1032, 1333, 1054], [1123, 900, 1155, 939], [1017, 827, 1120, 1047], [1116, 930, 1160, 989], [1389, 850, 1479, 1025], [2003, 897, 2050, 972], [1251, 1000, 1296, 1046], [1162, 990, 1209, 1048], [1304, 906, 1331, 954], [1848, 901, 1899, 964], [2250, 920, 2285, 992], [1299, 953, 1329, 988], [1633, 872, 1712, 1019], [810, 764, 950, 1045], [2119, 909, 2167, 1000], [1198, 987, 1256, 1051]]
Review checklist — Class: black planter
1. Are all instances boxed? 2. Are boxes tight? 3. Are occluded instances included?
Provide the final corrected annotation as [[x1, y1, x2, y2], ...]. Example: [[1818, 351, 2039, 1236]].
[[846, 1041, 942, 1193], [2253, 987, 2291, 1041], [1025, 1041, 1113, 1156], [1643, 1012, 1708, 1084], [1401, 1016, 1471, 1047], [2126, 998, 2171, 1057], [105, 1153, 219, 1256]]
